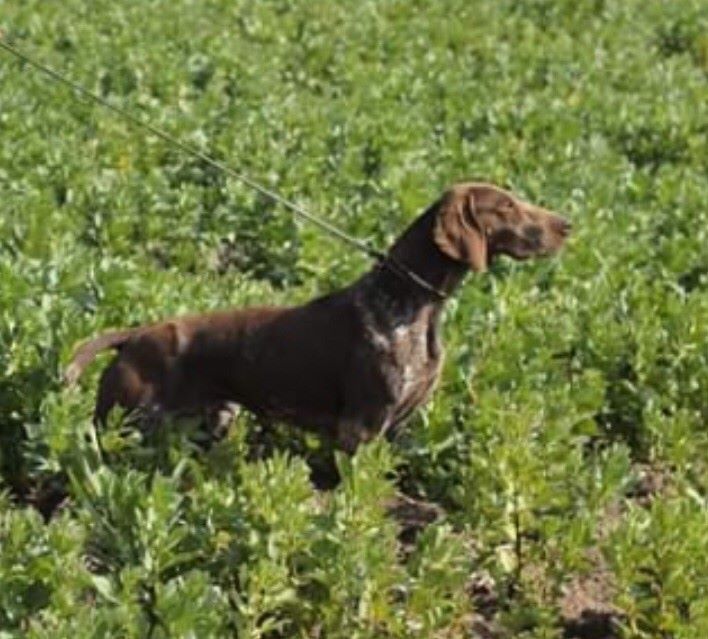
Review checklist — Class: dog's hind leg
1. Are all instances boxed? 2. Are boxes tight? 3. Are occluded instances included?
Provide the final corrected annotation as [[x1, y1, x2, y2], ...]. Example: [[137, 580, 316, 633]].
[[204, 402, 241, 442], [93, 358, 150, 426]]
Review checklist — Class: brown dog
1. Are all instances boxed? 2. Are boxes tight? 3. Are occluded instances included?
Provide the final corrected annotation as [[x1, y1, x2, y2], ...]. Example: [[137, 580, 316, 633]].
[[65, 182, 570, 452]]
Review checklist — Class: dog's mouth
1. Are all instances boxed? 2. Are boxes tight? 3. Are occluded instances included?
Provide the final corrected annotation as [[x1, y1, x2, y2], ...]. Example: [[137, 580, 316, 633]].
[[531, 217, 572, 257]]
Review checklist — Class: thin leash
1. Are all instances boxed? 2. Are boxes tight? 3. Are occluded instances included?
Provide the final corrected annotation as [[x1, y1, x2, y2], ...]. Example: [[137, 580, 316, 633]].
[[0, 37, 447, 300]]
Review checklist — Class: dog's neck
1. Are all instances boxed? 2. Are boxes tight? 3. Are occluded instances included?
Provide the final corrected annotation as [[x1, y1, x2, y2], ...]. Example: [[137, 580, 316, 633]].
[[382, 202, 468, 299], [355, 203, 468, 326]]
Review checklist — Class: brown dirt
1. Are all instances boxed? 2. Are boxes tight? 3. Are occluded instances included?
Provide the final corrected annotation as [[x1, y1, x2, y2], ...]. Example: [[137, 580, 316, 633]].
[[559, 549, 621, 638], [385, 491, 444, 547], [625, 462, 670, 505]]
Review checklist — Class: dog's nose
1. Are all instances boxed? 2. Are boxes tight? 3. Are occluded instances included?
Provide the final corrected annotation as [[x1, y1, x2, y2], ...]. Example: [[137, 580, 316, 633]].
[[555, 218, 572, 237]]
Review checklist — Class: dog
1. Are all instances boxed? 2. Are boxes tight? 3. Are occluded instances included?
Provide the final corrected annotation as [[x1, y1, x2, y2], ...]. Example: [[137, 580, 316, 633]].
[[65, 182, 571, 452]]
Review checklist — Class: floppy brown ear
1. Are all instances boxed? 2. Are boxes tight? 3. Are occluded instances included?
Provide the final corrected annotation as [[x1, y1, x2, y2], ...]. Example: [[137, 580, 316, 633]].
[[433, 190, 487, 271]]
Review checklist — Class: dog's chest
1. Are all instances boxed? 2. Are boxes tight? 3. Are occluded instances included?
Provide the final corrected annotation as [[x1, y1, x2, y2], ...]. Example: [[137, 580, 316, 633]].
[[364, 303, 443, 420]]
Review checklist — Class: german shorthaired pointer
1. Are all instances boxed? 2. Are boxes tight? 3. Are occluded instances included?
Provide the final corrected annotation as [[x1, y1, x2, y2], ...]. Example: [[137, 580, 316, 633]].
[[65, 182, 571, 452]]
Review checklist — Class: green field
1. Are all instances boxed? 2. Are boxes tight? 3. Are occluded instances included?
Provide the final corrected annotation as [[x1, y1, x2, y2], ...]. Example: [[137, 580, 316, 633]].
[[1, 1, 707, 636]]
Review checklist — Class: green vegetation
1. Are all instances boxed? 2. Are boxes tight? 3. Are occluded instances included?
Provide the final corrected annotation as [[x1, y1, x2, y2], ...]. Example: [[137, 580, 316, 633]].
[[1, 0, 706, 636]]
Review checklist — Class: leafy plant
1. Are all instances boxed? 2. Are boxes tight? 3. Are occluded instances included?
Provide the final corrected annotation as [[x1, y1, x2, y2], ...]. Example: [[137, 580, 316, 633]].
[[1, 0, 707, 636]]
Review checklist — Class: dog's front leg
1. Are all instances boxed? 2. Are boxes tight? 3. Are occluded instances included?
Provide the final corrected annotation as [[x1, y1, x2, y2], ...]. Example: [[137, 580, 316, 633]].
[[335, 406, 393, 455], [335, 419, 372, 455], [337, 348, 396, 454]]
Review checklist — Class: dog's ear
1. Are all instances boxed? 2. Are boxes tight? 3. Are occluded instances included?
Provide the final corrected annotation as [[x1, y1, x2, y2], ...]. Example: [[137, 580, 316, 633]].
[[433, 189, 487, 271]]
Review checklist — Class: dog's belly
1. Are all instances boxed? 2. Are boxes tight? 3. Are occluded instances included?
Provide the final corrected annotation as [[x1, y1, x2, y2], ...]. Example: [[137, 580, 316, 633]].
[[235, 368, 342, 430], [169, 338, 346, 433]]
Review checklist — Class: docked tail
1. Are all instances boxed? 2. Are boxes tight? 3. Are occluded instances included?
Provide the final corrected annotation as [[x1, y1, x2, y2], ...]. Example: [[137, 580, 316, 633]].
[[64, 328, 136, 386]]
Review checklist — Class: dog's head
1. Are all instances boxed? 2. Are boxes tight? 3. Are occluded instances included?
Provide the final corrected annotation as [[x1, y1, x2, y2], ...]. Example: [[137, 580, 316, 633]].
[[433, 182, 571, 271]]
